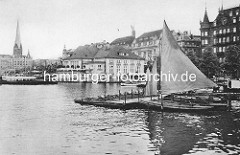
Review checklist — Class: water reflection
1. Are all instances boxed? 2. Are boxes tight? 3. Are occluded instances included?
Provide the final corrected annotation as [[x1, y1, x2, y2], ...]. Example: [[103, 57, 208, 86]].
[[0, 83, 239, 155], [145, 110, 240, 155]]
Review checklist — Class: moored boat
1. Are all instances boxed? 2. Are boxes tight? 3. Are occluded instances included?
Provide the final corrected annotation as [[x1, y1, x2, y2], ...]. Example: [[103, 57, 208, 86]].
[[0, 75, 58, 85]]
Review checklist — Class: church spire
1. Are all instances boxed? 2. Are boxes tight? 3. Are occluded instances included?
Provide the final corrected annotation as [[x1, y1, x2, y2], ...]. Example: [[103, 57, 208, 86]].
[[15, 20, 21, 49], [13, 20, 22, 58], [27, 49, 31, 58]]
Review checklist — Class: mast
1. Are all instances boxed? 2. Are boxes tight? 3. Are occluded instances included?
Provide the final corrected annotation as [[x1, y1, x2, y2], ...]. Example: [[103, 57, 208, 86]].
[[159, 22, 164, 109]]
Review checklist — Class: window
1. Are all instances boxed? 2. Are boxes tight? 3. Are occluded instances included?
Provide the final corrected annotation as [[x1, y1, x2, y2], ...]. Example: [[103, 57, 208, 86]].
[[205, 31, 208, 36], [226, 37, 230, 42], [233, 27, 237, 32], [214, 39, 217, 44], [213, 21, 217, 26], [213, 30, 216, 35], [116, 65, 121, 73], [219, 29, 222, 34], [223, 47, 226, 52], [233, 36, 236, 42], [223, 29, 226, 34], [214, 48, 216, 53], [230, 11, 233, 16], [233, 17, 236, 23], [227, 28, 230, 33], [219, 47, 222, 52], [223, 37, 225, 43], [204, 39, 208, 44], [219, 38, 222, 43], [98, 65, 102, 70], [236, 9, 239, 15]]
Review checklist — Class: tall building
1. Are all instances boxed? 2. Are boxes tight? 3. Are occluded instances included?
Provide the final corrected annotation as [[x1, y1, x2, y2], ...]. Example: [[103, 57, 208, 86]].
[[13, 21, 23, 58], [200, 5, 240, 62], [0, 21, 33, 73]]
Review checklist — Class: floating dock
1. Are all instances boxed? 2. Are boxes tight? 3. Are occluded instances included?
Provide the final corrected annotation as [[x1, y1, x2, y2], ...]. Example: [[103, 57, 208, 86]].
[[74, 96, 224, 112]]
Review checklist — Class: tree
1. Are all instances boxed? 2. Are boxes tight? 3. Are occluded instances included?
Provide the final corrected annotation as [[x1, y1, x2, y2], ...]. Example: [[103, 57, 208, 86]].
[[199, 48, 219, 78], [186, 50, 200, 68], [222, 45, 240, 79]]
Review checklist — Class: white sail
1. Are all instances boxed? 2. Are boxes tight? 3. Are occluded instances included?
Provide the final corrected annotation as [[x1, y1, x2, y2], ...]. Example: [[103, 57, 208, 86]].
[[160, 21, 217, 95]]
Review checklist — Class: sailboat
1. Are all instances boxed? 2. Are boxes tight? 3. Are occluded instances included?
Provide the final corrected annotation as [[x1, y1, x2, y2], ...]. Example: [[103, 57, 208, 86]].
[[144, 21, 217, 111]]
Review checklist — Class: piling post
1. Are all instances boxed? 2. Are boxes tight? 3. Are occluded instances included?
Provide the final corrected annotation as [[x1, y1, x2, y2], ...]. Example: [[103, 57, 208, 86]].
[[151, 95, 152, 101], [131, 89, 133, 99], [119, 90, 121, 100], [227, 94, 232, 111], [138, 90, 140, 103], [124, 92, 127, 105]]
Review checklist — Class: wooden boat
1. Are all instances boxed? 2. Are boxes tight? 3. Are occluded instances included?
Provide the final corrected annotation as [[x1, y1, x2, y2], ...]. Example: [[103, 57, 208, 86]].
[[144, 21, 218, 111]]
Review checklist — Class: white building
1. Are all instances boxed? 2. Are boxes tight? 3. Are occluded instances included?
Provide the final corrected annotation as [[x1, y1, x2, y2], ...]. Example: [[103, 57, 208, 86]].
[[62, 44, 145, 82]]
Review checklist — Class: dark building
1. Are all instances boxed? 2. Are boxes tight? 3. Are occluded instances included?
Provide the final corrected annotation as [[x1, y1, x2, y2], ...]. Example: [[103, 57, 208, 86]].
[[200, 5, 240, 62]]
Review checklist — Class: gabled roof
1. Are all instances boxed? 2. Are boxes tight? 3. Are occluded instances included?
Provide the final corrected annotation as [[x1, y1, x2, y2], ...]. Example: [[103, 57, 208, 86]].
[[94, 46, 144, 60], [64, 46, 98, 60], [111, 36, 135, 45], [135, 29, 163, 43]]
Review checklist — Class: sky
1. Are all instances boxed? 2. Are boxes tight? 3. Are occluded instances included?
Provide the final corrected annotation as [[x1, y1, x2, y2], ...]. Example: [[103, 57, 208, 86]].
[[0, 0, 240, 59]]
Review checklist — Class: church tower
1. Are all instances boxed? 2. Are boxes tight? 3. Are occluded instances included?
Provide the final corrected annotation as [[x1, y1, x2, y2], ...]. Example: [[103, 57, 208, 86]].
[[200, 8, 212, 50], [13, 20, 22, 58]]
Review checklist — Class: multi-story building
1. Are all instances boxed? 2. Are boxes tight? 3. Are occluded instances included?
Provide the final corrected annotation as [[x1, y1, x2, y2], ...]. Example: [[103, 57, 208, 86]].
[[131, 29, 184, 64], [177, 31, 201, 54], [131, 30, 162, 64], [62, 44, 144, 81], [200, 5, 240, 62]]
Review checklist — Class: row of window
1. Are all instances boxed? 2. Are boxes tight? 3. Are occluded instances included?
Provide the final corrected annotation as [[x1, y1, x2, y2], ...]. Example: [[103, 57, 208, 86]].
[[214, 36, 238, 44], [213, 47, 226, 53], [133, 40, 157, 47], [213, 27, 237, 35]]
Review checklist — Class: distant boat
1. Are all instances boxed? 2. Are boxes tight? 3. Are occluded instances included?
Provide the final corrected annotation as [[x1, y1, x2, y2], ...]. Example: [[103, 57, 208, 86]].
[[0, 75, 57, 85], [120, 81, 146, 87]]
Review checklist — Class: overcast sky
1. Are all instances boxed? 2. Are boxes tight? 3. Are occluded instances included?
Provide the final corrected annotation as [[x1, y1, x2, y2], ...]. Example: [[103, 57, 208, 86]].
[[0, 0, 239, 59]]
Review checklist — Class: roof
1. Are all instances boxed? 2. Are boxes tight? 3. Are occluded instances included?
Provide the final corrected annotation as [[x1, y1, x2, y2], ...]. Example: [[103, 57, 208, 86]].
[[94, 46, 144, 60], [64, 46, 98, 60], [136, 29, 162, 43], [203, 9, 209, 23], [111, 36, 135, 45]]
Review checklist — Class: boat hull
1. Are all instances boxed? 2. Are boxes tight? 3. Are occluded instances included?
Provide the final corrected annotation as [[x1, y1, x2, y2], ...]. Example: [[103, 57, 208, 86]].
[[0, 80, 58, 85]]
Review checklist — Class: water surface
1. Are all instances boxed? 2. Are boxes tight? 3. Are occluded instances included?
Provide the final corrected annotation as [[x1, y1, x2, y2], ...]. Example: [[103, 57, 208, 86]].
[[0, 83, 239, 155]]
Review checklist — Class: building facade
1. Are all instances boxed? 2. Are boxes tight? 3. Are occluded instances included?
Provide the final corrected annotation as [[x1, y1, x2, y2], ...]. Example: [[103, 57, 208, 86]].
[[177, 31, 201, 54], [62, 44, 144, 81], [200, 5, 240, 62], [0, 21, 33, 74]]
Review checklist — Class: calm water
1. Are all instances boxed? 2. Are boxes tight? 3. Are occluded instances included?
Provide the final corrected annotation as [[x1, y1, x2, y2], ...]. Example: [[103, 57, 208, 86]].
[[0, 83, 239, 155]]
